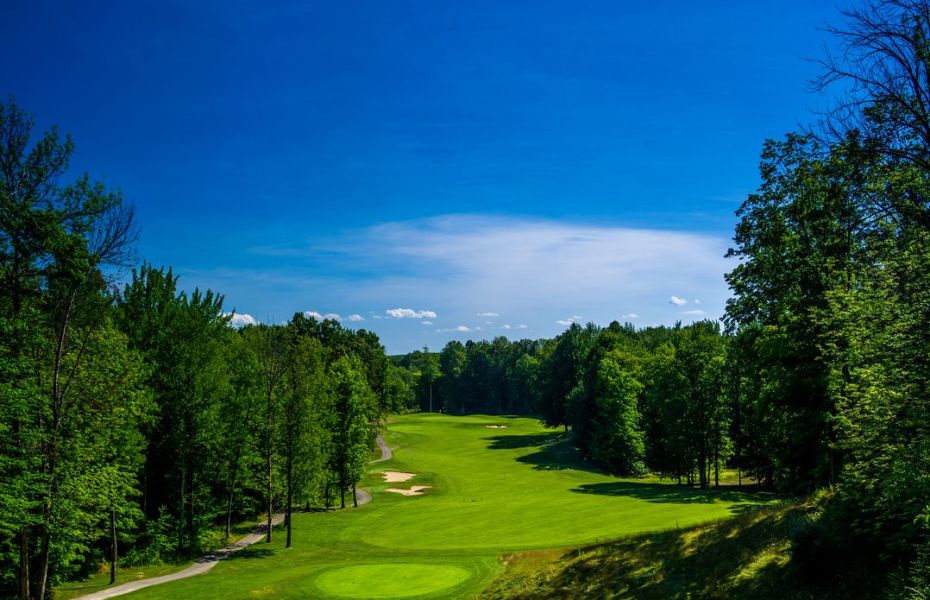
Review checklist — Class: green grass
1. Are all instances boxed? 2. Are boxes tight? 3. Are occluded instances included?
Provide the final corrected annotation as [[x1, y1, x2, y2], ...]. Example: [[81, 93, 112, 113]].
[[103, 413, 774, 599], [481, 495, 885, 599]]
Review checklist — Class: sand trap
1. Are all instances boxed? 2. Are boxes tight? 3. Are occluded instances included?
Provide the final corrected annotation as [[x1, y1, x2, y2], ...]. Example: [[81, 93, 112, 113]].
[[486, 425, 508, 429], [385, 485, 432, 496], [381, 471, 416, 483]]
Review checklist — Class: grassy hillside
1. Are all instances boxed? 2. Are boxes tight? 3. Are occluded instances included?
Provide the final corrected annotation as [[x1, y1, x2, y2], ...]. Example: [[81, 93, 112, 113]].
[[99, 414, 774, 599], [483, 495, 885, 600]]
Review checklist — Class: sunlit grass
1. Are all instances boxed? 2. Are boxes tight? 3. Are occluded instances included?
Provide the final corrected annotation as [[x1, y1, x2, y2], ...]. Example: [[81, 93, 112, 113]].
[[94, 413, 773, 599]]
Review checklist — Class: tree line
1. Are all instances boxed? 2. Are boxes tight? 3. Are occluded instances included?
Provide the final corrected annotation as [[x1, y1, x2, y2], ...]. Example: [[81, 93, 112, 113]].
[[0, 100, 403, 598]]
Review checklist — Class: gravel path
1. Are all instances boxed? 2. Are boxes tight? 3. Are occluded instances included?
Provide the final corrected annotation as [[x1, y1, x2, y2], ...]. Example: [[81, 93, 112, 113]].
[[73, 431, 391, 600]]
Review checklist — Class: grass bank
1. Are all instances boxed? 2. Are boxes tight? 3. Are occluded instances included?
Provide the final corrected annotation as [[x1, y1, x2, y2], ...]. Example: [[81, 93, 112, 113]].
[[483, 495, 884, 599]]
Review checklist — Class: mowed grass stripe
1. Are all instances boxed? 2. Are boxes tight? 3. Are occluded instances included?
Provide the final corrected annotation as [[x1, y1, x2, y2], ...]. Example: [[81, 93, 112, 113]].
[[121, 414, 773, 600]]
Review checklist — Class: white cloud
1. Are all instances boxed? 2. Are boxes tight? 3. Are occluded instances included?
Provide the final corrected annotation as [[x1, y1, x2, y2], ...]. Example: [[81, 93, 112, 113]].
[[670, 295, 688, 306], [502, 324, 512, 329], [694, 299, 701, 305], [346, 314, 365, 322], [386, 308, 438, 319], [556, 319, 574, 326], [517, 324, 528, 329], [421, 321, 434, 325], [622, 313, 640, 319], [477, 312, 499, 317], [235, 215, 730, 350], [682, 309, 706, 316], [304, 310, 343, 322], [438, 325, 473, 332], [225, 312, 257, 328]]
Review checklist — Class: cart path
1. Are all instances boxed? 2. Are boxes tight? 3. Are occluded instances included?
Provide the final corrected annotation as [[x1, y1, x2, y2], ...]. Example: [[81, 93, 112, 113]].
[[73, 431, 391, 600], [71, 513, 287, 600], [373, 432, 392, 462]]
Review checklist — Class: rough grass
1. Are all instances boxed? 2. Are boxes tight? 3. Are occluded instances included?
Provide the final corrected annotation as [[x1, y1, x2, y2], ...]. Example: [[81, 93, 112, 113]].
[[78, 414, 775, 599], [482, 496, 885, 599]]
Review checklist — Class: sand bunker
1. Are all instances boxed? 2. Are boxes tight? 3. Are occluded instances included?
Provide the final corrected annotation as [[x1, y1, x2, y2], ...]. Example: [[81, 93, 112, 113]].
[[381, 471, 416, 483], [485, 425, 508, 429], [385, 485, 432, 496]]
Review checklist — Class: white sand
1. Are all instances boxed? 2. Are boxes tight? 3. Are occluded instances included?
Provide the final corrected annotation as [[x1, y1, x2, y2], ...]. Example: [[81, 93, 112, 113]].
[[385, 485, 432, 496], [485, 425, 508, 429], [381, 471, 416, 483]]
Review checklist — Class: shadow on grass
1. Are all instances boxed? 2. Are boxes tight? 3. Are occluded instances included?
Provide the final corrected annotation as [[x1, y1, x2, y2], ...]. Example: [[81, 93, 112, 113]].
[[225, 547, 275, 561], [485, 432, 605, 475], [486, 432, 560, 450], [485, 501, 883, 600], [572, 481, 772, 506]]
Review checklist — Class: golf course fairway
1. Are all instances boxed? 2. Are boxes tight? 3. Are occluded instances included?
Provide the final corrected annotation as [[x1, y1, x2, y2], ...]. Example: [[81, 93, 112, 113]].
[[116, 413, 772, 599]]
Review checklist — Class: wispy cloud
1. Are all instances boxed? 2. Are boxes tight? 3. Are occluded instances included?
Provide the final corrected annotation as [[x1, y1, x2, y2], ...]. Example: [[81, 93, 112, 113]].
[[421, 321, 434, 325], [477, 312, 499, 317], [438, 325, 473, 332], [670, 295, 688, 306], [682, 309, 706, 316], [622, 313, 640, 319], [556, 319, 575, 326], [346, 314, 365, 322], [386, 308, 437, 319]]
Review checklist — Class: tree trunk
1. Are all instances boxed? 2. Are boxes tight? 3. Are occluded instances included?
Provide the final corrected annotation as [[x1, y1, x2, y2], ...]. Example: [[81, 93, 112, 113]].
[[110, 508, 118, 585], [225, 393, 255, 540], [18, 527, 28, 600], [178, 467, 186, 552], [266, 477, 273, 544], [285, 452, 293, 549], [266, 389, 274, 544], [35, 527, 49, 600], [188, 471, 196, 552], [224, 453, 241, 541], [352, 484, 358, 508]]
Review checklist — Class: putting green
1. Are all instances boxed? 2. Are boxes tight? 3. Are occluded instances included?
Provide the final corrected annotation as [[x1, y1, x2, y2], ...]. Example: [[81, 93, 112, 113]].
[[313, 564, 471, 598]]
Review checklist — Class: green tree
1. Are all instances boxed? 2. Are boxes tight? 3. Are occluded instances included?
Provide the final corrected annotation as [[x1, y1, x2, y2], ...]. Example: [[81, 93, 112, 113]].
[[242, 324, 289, 543], [326, 356, 373, 509], [587, 348, 646, 475], [279, 333, 325, 548], [0, 97, 138, 599], [116, 265, 231, 555]]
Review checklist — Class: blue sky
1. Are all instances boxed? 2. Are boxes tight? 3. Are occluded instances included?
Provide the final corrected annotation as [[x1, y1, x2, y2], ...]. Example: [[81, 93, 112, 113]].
[[2, 1, 845, 353]]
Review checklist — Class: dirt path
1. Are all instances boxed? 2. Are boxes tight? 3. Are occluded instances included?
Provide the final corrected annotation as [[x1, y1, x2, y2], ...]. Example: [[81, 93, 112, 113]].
[[73, 432, 391, 600]]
